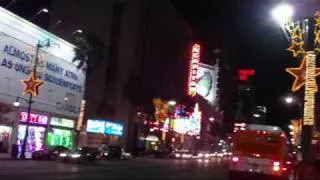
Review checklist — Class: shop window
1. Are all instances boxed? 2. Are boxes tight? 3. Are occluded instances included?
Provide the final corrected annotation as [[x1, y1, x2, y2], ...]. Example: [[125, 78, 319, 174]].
[[0, 125, 11, 153]]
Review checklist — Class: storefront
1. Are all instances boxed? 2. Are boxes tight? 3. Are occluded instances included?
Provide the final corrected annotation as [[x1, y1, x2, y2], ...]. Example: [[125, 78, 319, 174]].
[[81, 119, 124, 148], [0, 8, 86, 159], [17, 111, 49, 158], [47, 117, 75, 149]]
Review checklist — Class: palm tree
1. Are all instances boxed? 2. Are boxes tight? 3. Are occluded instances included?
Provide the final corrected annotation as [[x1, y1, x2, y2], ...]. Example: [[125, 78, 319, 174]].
[[72, 32, 106, 74]]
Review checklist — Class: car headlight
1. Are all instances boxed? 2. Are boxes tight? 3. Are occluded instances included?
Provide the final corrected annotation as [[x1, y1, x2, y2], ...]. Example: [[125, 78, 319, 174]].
[[204, 153, 210, 158], [104, 152, 109, 156], [59, 153, 67, 157], [175, 154, 181, 157], [198, 153, 204, 157], [71, 154, 81, 158]]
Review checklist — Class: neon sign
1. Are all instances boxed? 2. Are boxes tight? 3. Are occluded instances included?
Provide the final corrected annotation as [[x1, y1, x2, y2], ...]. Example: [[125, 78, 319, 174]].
[[18, 111, 48, 125], [188, 44, 201, 96], [238, 69, 255, 81]]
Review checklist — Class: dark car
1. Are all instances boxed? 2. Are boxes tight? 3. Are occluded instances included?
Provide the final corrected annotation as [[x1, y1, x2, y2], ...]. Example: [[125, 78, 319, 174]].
[[59, 147, 99, 163], [32, 146, 69, 160], [99, 145, 122, 160]]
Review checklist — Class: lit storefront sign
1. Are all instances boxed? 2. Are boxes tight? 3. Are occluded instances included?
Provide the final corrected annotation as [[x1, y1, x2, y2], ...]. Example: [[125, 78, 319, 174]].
[[86, 119, 124, 136], [105, 121, 123, 136], [18, 111, 48, 125], [47, 128, 73, 149], [86, 120, 105, 133], [76, 100, 86, 131], [188, 43, 201, 96], [172, 103, 201, 136], [50, 117, 75, 128]]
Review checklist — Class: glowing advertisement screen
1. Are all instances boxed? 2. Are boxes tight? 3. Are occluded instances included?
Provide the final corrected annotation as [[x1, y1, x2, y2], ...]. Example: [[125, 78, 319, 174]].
[[105, 121, 123, 136], [47, 128, 73, 149], [86, 120, 105, 133], [196, 63, 218, 105], [17, 125, 45, 159]]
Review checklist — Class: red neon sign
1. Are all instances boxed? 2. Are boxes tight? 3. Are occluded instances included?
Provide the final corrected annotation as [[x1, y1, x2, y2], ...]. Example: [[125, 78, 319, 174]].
[[18, 111, 49, 125], [238, 69, 255, 81], [188, 43, 201, 96]]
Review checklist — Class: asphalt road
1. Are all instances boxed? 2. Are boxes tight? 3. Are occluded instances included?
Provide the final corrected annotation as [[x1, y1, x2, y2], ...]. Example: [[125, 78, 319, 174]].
[[0, 157, 229, 180]]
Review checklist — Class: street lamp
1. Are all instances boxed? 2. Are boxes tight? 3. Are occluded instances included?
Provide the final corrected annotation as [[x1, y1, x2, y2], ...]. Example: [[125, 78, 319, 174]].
[[72, 29, 83, 35], [30, 8, 49, 20], [168, 100, 176, 106], [13, 97, 31, 107], [209, 117, 214, 122], [285, 96, 294, 104], [271, 4, 294, 41], [19, 39, 52, 159], [271, 4, 294, 25]]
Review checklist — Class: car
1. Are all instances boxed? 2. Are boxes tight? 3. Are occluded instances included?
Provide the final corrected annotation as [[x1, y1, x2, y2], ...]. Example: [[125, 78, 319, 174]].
[[197, 151, 211, 159], [32, 146, 69, 160], [59, 147, 99, 163], [173, 149, 192, 159], [121, 148, 132, 160], [99, 145, 132, 160]]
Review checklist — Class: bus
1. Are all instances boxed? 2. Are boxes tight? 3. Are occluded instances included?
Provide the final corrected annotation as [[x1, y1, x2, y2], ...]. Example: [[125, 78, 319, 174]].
[[229, 124, 296, 180]]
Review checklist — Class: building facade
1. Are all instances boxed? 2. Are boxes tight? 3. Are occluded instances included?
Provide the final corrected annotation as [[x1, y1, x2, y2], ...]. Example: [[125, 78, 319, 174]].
[[49, 0, 191, 152], [0, 7, 85, 158]]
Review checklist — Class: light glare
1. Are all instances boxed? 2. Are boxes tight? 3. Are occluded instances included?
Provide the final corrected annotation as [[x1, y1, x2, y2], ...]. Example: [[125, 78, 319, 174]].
[[271, 4, 293, 24]]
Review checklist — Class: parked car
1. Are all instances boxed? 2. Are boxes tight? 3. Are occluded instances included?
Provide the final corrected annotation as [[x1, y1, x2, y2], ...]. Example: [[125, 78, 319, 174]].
[[32, 146, 69, 160], [99, 145, 132, 160], [121, 148, 132, 160], [59, 147, 99, 163]]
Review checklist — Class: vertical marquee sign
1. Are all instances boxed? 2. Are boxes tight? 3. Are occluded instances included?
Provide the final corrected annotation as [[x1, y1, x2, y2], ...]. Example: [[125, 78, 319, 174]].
[[188, 44, 201, 97]]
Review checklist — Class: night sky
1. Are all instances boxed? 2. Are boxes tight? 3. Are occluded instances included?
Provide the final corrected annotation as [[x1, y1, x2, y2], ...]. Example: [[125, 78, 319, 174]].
[[3, 0, 320, 126]]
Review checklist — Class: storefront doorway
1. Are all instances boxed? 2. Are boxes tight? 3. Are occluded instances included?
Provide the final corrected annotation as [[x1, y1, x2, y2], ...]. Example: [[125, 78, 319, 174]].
[[0, 125, 11, 154], [17, 125, 46, 158]]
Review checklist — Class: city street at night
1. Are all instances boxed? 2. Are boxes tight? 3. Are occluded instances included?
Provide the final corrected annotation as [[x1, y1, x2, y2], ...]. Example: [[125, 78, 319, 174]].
[[0, 158, 229, 180]]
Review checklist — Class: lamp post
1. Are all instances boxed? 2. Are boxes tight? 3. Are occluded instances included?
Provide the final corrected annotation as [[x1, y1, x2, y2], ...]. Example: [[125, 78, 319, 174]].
[[272, 4, 320, 162], [19, 39, 50, 159], [30, 8, 49, 20]]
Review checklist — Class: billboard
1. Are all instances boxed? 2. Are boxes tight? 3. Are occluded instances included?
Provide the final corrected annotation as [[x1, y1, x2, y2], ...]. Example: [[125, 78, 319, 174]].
[[86, 120, 105, 133], [86, 119, 124, 136], [196, 63, 219, 105], [105, 121, 123, 136], [0, 7, 85, 118]]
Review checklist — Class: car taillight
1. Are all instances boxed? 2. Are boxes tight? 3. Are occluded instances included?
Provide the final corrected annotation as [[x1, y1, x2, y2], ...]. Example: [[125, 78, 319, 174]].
[[232, 156, 239, 162], [273, 161, 280, 172]]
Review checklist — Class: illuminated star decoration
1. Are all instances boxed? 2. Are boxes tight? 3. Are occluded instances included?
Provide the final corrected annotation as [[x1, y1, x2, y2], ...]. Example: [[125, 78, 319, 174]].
[[287, 41, 305, 58], [315, 11, 320, 28], [315, 12, 320, 53], [286, 57, 320, 92], [21, 71, 44, 96], [315, 29, 320, 53], [287, 25, 305, 58]]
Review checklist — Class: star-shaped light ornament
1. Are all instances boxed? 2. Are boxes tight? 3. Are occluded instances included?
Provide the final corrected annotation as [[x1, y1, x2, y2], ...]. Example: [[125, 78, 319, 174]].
[[315, 11, 320, 28], [287, 41, 305, 58], [21, 71, 44, 96], [286, 57, 320, 92], [290, 26, 304, 42], [315, 29, 320, 45]]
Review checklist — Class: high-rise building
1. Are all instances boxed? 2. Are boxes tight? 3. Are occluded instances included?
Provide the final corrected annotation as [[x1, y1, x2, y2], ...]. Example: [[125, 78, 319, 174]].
[[236, 69, 256, 123], [49, 0, 191, 152]]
